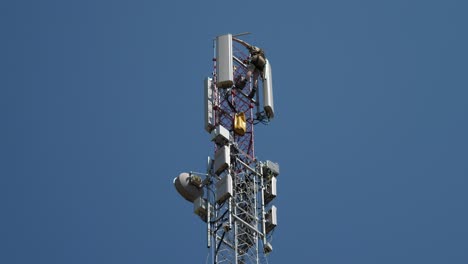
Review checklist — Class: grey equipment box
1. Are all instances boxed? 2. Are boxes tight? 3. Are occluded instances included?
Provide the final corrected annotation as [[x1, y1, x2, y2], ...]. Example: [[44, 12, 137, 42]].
[[264, 242, 273, 254], [216, 34, 234, 88], [214, 145, 230, 175], [211, 125, 230, 146], [265, 205, 277, 234], [263, 176, 277, 205], [204, 77, 215, 132], [193, 197, 212, 222], [263, 160, 280, 177], [216, 174, 233, 204], [262, 59, 274, 119]]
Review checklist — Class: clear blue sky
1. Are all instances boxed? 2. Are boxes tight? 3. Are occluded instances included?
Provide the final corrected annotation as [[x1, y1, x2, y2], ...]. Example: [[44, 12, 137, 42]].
[[1, 0, 467, 263]]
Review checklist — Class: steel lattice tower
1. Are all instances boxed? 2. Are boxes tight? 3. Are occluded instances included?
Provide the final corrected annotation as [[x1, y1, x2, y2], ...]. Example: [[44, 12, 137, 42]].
[[174, 33, 278, 264]]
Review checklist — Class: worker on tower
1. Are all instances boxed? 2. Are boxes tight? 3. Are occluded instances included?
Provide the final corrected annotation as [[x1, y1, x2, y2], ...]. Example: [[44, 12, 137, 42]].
[[233, 37, 266, 99]]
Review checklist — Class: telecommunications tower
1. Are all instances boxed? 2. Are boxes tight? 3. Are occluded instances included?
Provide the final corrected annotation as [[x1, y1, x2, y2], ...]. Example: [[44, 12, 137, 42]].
[[174, 33, 279, 264]]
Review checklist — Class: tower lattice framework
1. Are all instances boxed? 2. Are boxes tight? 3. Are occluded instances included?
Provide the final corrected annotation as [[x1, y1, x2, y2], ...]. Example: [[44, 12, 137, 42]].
[[174, 33, 278, 264], [206, 36, 274, 264]]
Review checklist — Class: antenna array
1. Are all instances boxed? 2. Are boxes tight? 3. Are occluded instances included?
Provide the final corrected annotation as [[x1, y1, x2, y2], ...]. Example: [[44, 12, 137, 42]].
[[174, 33, 279, 264]]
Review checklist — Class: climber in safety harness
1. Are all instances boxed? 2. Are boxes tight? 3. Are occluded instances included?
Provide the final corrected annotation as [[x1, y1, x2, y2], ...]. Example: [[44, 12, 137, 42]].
[[233, 37, 266, 99]]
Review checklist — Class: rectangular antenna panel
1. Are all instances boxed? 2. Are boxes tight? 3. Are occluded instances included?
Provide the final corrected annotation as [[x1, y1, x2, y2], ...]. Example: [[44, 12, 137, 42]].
[[264, 176, 277, 205], [262, 59, 274, 119], [265, 205, 277, 234], [215, 174, 233, 204], [216, 34, 234, 88], [204, 77, 215, 132], [214, 145, 230, 175]]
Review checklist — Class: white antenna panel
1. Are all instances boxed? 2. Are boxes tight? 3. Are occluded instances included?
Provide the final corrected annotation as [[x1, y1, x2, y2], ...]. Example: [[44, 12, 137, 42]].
[[264, 176, 277, 205], [216, 174, 233, 204], [265, 205, 277, 234], [216, 34, 234, 88], [262, 59, 274, 119], [204, 77, 215, 132], [214, 145, 230, 175]]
